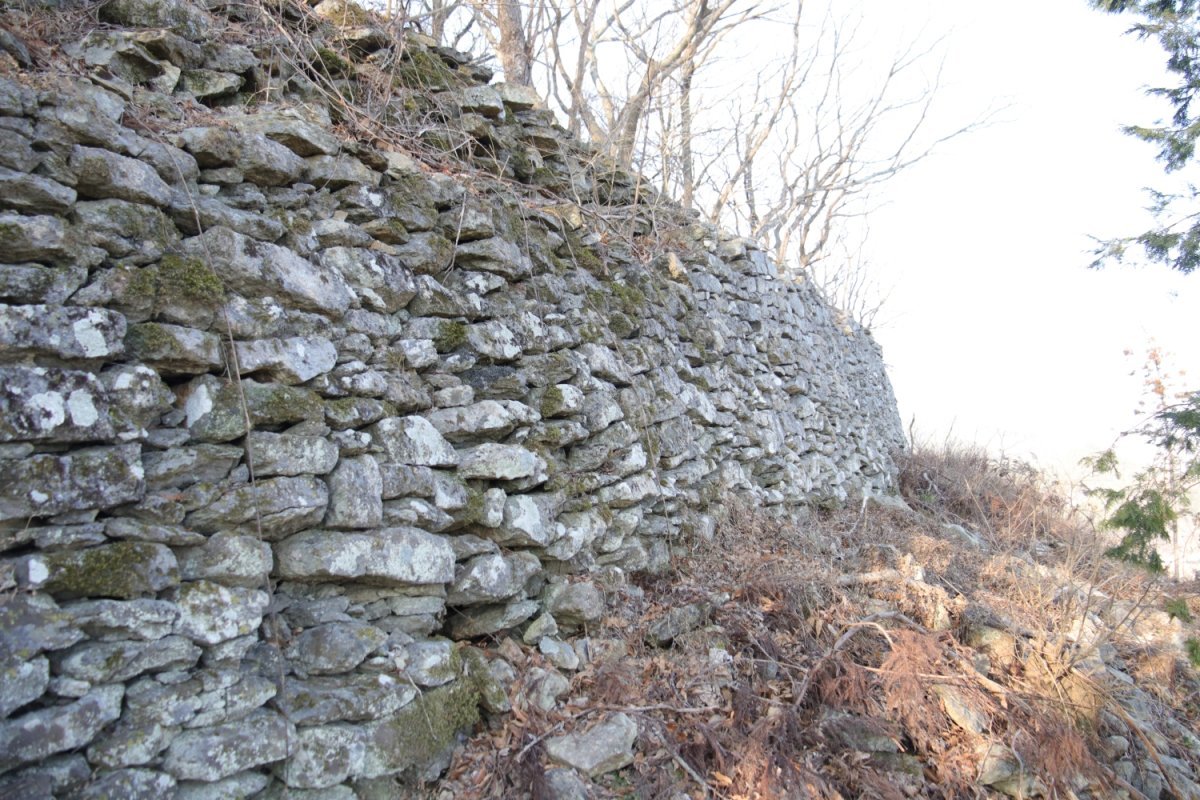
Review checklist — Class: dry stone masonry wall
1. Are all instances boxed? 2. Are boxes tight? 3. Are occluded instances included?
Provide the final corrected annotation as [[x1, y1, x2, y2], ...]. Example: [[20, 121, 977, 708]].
[[0, 0, 904, 796]]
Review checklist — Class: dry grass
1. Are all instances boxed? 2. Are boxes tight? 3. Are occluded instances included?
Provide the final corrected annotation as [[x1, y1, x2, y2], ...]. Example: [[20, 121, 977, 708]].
[[897, 438, 1079, 551], [426, 441, 1200, 799]]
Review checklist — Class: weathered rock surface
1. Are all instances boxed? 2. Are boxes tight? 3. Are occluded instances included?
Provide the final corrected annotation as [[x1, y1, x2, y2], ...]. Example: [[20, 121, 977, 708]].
[[276, 674, 417, 727], [171, 581, 269, 644], [0, 5, 907, 795], [0, 445, 145, 521], [162, 710, 294, 781], [448, 551, 542, 606], [0, 685, 124, 772], [286, 622, 386, 676], [22, 541, 177, 599], [545, 713, 639, 777], [274, 528, 455, 585]]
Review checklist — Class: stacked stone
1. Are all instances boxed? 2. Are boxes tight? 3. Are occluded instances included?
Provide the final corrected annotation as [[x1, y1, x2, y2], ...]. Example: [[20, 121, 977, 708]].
[[0, 0, 903, 795]]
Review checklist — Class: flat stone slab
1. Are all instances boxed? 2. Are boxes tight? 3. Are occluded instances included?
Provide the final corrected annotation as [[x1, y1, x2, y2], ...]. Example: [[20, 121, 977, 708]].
[[457, 443, 543, 481], [0, 304, 126, 361], [0, 443, 144, 521], [545, 713, 638, 777], [0, 594, 83, 661], [0, 685, 124, 772], [447, 598, 539, 639], [24, 541, 177, 600], [276, 674, 417, 727], [171, 581, 269, 645], [162, 709, 294, 782], [0, 655, 48, 718], [371, 416, 458, 466], [274, 527, 454, 586], [234, 335, 337, 384], [70, 145, 172, 207], [0, 366, 114, 442], [184, 475, 328, 539], [447, 551, 541, 606], [286, 622, 387, 676], [181, 226, 354, 318]]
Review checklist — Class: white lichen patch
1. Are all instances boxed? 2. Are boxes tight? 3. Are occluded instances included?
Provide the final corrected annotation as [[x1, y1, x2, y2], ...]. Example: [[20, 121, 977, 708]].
[[72, 312, 112, 358], [185, 382, 215, 427], [25, 556, 49, 586], [112, 370, 137, 391], [28, 391, 66, 431], [67, 389, 99, 427]]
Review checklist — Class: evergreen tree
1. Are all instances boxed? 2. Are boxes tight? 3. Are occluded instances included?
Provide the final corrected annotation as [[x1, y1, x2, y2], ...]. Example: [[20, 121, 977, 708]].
[[1093, 0, 1200, 271], [1088, 2, 1200, 575], [1084, 349, 1200, 577]]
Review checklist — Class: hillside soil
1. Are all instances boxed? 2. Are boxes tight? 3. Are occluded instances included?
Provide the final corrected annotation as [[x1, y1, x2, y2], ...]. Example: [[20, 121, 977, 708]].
[[429, 448, 1200, 799]]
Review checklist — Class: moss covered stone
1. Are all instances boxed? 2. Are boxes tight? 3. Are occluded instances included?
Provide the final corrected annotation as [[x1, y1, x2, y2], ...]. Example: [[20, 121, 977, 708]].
[[324, 397, 389, 430], [462, 646, 510, 713], [608, 281, 646, 315], [189, 379, 322, 442], [158, 254, 224, 304], [608, 312, 636, 339], [394, 45, 466, 92], [125, 323, 178, 365], [0, 444, 145, 521], [243, 381, 323, 426], [433, 320, 468, 353], [548, 470, 600, 501], [540, 385, 565, 418], [125, 263, 161, 307], [561, 228, 605, 275], [578, 323, 604, 343], [460, 485, 487, 525], [313, 46, 354, 78], [36, 542, 179, 600], [126, 322, 223, 374], [366, 678, 481, 774]]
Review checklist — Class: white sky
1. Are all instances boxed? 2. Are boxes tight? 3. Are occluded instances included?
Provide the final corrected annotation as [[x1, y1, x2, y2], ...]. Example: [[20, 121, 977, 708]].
[[830, 0, 1200, 478]]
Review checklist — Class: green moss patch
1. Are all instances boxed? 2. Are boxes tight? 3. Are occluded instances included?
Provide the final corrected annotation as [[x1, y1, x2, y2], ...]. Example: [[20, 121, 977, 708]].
[[157, 254, 225, 305], [40, 542, 179, 600], [369, 679, 480, 772], [561, 228, 606, 275], [434, 320, 468, 353]]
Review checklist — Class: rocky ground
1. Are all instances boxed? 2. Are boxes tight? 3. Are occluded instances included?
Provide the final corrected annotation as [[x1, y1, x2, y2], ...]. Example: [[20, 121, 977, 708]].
[[427, 446, 1200, 799]]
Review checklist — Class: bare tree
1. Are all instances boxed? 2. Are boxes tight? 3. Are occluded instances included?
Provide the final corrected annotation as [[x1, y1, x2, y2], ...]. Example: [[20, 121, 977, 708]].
[[460, 0, 547, 85], [374, 1, 987, 326], [672, 7, 990, 321], [377, 0, 479, 51], [531, 0, 767, 167]]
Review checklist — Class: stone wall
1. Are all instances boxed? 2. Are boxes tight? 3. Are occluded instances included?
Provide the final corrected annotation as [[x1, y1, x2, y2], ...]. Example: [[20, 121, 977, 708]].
[[0, 1, 903, 796]]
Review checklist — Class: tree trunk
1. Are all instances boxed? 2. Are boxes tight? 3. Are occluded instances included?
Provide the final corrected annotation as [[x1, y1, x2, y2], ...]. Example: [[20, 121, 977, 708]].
[[743, 141, 758, 233], [679, 58, 696, 209], [496, 0, 532, 85]]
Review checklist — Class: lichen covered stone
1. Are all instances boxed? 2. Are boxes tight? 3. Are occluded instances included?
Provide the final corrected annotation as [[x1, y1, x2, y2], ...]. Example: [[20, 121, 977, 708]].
[[274, 527, 454, 586], [26, 540, 177, 600]]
